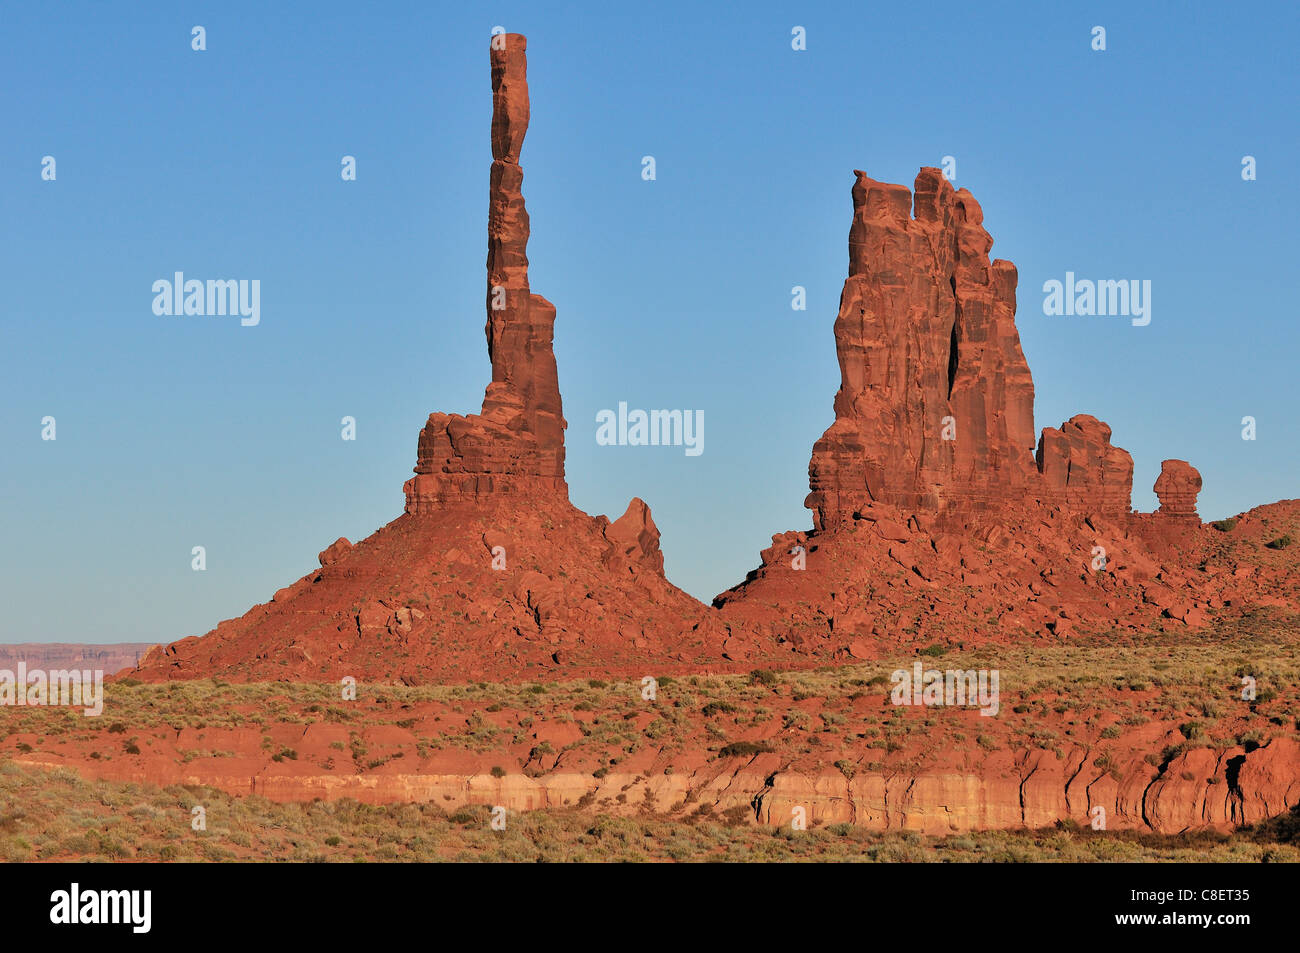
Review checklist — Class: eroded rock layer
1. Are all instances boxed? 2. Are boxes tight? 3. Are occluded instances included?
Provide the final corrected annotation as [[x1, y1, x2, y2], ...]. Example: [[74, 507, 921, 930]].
[[1035, 414, 1134, 517]]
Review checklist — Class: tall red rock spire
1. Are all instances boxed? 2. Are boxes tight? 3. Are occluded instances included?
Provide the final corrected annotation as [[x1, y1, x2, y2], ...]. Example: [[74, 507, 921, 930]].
[[405, 33, 566, 512]]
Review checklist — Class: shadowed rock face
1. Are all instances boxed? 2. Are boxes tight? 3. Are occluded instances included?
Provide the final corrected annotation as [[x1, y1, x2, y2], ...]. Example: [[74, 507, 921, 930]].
[[806, 168, 1135, 529], [405, 33, 566, 512]]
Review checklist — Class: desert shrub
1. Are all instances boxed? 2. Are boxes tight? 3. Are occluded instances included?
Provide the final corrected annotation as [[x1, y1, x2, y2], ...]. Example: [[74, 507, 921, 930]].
[[1265, 535, 1293, 550], [717, 741, 772, 758], [448, 806, 482, 825], [1211, 518, 1237, 532], [721, 805, 752, 827], [702, 701, 739, 717]]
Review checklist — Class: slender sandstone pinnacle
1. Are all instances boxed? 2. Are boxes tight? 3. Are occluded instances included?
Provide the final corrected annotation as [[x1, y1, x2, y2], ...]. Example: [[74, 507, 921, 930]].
[[404, 33, 567, 512]]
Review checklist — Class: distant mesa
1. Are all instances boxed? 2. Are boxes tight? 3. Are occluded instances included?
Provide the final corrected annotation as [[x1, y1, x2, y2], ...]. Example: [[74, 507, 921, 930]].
[[0, 643, 154, 677], [1154, 459, 1203, 521]]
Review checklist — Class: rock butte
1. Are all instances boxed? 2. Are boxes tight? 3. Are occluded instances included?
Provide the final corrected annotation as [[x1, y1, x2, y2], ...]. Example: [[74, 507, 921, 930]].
[[110, 34, 1300, 834], [805, 167, 1136, 527]]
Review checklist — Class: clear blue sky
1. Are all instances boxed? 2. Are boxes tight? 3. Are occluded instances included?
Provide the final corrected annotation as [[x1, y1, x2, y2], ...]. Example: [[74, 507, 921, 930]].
[[2, 2, 1297, 644]]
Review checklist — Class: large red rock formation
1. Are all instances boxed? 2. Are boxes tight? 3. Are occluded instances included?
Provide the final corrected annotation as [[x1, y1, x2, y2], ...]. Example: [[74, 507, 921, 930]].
[[404, 34, 565, 512], [715, 168, 1300, 661], [1154, 459, 1203, 521], [126, 57, 1297, 695], [129, 34, 713, 684], [806, 169, 1038, 530], [94, 50, 1300, 838], [806, 169, 1137, 530]]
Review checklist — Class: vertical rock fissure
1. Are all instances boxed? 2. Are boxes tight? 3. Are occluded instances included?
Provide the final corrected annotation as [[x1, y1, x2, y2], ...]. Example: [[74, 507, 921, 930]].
[[946, 275, 960, 400]]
